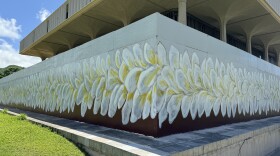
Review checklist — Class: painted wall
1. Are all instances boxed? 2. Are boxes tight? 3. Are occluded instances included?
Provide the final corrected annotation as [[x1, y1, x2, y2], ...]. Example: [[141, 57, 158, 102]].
[[1, 13, 280, 131]]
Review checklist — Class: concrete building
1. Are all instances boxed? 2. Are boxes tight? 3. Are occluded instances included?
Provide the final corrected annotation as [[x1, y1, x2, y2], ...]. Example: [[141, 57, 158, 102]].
[[1, 0, 280, 137], [20, 0, 280, 66]]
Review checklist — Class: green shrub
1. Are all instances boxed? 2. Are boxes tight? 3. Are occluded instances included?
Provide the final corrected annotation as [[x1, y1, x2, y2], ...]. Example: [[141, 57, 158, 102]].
[[2, 108, 8, 114], [17, 113, 27, 120]]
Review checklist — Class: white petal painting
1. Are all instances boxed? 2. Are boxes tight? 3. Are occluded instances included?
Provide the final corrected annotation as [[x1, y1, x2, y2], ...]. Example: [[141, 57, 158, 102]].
[[0, 42, 280, 129]]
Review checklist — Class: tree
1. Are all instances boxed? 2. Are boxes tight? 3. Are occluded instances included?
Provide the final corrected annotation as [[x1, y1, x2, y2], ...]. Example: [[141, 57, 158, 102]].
[[0, 65, 24, 79]]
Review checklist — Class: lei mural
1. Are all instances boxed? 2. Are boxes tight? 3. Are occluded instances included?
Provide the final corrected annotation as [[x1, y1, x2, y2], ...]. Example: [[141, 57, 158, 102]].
[[0, 42, 279, 128]]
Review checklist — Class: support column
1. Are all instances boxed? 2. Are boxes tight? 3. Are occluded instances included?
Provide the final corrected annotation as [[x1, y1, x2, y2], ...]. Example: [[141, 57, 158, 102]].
[[277, 52, 280, 67], [41, 57, 46, 61], [246, 34, 252, 54], [264, 44, 269, 62], [178, 0, 187, 25], [220, 19, 227, 42]]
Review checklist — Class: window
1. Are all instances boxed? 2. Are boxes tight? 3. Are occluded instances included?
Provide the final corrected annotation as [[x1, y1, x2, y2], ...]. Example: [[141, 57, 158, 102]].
[[47, 20, 49, 32], [66, 4, 69, 19]]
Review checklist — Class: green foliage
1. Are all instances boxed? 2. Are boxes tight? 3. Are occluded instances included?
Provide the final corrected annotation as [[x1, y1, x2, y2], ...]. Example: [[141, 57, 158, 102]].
[[0, 113, 84, 156], [0, 65, 24, 79], [2, 108, 8, 114], [17, 113, 27, 120]]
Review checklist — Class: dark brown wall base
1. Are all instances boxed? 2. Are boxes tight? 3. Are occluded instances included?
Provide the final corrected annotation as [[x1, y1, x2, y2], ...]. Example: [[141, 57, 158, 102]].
[[2, 104, 280, 137]]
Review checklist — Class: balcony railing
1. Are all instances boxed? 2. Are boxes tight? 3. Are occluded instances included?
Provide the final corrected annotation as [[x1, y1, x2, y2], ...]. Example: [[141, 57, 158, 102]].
[[20, 0, 92, 53], [267, 0, 280, 16]]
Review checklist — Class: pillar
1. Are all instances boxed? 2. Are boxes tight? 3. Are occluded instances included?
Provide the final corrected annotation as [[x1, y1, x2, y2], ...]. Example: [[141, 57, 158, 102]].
[[265, 44, 269, 62], [178, 0, 187, 25], [220, 19, 227, 42], [246, 34, 252, 54], [277, 52, 280, 67]]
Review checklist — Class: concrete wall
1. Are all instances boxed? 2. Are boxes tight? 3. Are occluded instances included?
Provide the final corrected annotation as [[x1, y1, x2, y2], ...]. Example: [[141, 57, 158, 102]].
[[2, 13, 280, 135]]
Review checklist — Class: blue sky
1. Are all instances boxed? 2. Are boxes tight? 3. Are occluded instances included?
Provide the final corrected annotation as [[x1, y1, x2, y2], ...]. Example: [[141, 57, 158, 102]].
[[0, 0, 65, 68]]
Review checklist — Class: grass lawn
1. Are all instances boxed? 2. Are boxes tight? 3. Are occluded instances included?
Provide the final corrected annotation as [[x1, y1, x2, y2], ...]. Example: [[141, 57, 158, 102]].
[[0, 112, 85, 156]]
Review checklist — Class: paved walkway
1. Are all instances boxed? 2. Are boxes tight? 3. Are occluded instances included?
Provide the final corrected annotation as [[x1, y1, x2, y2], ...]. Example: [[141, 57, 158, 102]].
[[2, 106, 280, 155]]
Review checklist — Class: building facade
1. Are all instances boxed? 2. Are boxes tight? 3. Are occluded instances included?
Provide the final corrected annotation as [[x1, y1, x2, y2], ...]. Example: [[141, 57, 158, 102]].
[[1, 0, 280, 136]]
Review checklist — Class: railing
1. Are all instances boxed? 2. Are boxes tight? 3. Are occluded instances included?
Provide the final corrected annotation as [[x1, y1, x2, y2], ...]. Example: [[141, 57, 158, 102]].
[[267, 0, 280, 16], [20, 0, 92, 53]]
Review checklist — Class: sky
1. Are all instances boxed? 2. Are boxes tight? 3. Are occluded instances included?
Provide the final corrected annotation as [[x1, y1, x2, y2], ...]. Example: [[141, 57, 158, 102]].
[[0, 0, 65, 68]]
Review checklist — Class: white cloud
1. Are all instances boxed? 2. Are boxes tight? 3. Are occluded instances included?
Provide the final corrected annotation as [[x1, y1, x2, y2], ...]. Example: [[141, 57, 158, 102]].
[[0, 17, 21, 40], [37, 8, 51, 22], [0, 39, 41, 68]]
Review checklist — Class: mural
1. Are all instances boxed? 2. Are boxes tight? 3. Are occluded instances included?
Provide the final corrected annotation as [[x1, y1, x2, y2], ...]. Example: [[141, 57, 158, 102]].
[[0, 42, 279, 128]]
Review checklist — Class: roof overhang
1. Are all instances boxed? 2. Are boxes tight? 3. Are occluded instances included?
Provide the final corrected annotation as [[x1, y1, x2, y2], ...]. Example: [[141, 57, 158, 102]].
[[259, 0, 280, 24]]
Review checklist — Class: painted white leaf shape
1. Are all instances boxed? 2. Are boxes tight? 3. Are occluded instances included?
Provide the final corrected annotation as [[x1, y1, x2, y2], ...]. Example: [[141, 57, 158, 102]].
[[210, 69, 217, 89], [192, 53, 200, 68], [90, 78, 100, 99], [213, 98, 221, 117], [125, 67, 143, 93], [96, 56, 102, 75], [70, 90, 77, 112], [157, 42, 167, 66], [219, 62, 226, 78], [101, 90, 110, 116], [107, 68, 119, 90], [226, 99, 232, 118], [190, 95, 198, 120], [151, 85, 165, 119], [76, 83, 86, 106], [205, 96, 214, 118], [101, 58, 107, 75], [197, 91, 207, 118], [84, 76, 92, 93], [162, 66, 179, 92], [106, 55, 111, 70], [221, 96, 227, 117], [131, 90, 145, 123], [159, 101, 168, 128], [118, 89, 127, 109], [133, 44, 146, 67], [119, 62, 129, 83], [122, 48, 135, 69], [201, 59, 207, 75], [144, 43, 157, 65], [122, 93, 133, 125], [169, 46, 180, 69], [237, 96, 242, 115], [117, 85, 127, 109], [245, 98, 250, 114], [113, 85, 127, 114], [167, 95, 183, 124], [93, 77, 105, 114], [81, 94, 93, 117], [108, 85, 120, 118], [142, 91, 152, 120], [137, 66, 159, 94], [157, 75, 168, 91], [176, 69, 190, 94], [115, 50, 122, 69], [232, 100, 237, 118], [193, 64, 202, 88], [180, 51, 191, 71], [181, 95, 192, 118], [202, 73, 211, 89]]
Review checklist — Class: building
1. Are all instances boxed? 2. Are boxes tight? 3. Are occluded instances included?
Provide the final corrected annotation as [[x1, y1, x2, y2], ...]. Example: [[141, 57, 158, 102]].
[[1, 0, 280, 136], [20, 0, 280, 65]]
